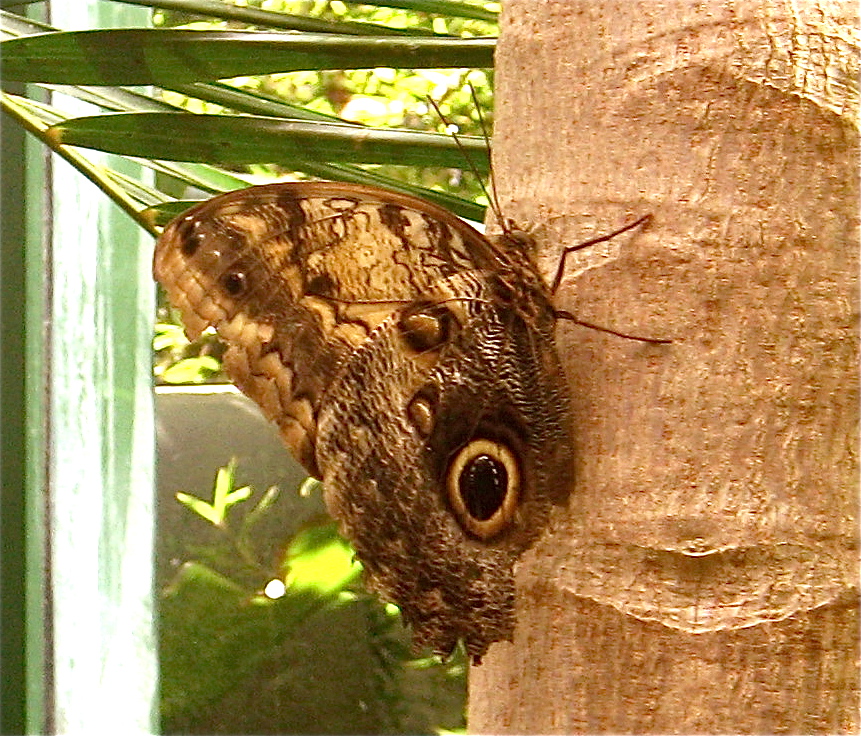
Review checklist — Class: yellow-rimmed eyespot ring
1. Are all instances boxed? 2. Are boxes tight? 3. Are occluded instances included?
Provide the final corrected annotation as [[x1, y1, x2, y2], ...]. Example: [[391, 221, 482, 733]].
[[446, 439, 520, 539]]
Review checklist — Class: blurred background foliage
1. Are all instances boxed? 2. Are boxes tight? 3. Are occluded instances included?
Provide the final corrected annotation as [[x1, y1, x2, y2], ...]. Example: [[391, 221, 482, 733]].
[[159, 462, 469, 734], [2, 0, 498, 732]]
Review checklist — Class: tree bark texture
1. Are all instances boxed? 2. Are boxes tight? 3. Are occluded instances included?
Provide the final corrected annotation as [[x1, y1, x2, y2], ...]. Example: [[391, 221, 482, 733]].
[[470, 1, 859, 733]]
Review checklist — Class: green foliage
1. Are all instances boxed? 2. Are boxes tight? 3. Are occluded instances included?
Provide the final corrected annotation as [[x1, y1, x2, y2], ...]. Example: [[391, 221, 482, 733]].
[[153, 321, 227, 383], [162, 460, 467, 733], [175, 458, 253, 526], [1, 2, 497, 229]]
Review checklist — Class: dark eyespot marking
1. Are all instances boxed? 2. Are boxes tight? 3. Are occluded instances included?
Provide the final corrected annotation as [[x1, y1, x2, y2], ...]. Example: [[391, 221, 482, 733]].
[[306, 272, 337, 297], [182, 234, 203, 257], [446, 439, 521, 540], [222, 270, 247, 296], [459, 454, 508, 521], [175, 216, 203, 256], [177, 217, 247, 261]]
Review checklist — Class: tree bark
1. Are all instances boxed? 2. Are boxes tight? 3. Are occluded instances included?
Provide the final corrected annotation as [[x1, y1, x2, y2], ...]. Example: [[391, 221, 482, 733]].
[[470, 1, 859, 733]]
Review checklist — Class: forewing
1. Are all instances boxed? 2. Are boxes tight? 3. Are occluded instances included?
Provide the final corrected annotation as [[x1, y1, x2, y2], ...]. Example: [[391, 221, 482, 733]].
[[153, 181, 498, 475]]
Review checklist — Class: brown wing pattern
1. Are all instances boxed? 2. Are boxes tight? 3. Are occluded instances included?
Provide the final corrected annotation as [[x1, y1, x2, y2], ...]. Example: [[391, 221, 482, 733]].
[[154, 182, 503, 475]]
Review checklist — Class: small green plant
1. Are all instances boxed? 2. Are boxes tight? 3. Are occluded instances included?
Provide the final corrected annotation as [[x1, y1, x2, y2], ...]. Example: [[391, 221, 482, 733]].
[[161, 460, 467, 734], [175, 458, 252, 527]]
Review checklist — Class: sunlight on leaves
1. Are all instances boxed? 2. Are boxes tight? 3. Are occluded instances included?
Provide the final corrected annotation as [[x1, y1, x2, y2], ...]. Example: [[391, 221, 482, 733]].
[[284, 522, 361, 595], [159, 355, 221, 383]]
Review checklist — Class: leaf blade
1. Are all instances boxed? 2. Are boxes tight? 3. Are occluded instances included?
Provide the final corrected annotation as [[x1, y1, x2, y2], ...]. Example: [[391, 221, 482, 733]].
[[1, 29, 495, 85], [48, 112, 490, 170]]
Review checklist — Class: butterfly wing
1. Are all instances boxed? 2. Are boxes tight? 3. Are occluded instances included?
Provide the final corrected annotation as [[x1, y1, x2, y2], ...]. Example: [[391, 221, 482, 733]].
[[154, 181, 572, 660], [316, 270, 572, 659], [155, 182, 506, 473]]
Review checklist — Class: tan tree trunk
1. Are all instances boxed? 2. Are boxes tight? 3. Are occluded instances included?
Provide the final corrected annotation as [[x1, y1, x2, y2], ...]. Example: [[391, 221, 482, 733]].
[[470, 1, 859, 733]]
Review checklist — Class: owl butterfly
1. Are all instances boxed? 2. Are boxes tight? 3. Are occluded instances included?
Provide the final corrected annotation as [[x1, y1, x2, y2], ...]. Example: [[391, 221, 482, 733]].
[[154, 180, 652, 662]]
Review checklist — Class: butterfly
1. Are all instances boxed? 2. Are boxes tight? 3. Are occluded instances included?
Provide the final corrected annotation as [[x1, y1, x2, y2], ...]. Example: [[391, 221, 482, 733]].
[[153, 179, 655, 662]]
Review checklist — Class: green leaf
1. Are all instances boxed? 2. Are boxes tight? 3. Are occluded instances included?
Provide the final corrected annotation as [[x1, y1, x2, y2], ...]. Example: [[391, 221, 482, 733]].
[[146, 200, 210, 228], [162, 559, 247, 599], [153, 322, 188, 351], [353, 0, 498, 22], [125, 0, 442, 36], [285, 523, 361, 596], [175, 459, 252, 527], [49, 111, 489, 169], [1, 29, 495, 86], [159, 355, 221, 384], [166, 80, 358, 122], [298, 477, 324, 498], [145, 180, 485, 227], [0, 91, 160, 234]]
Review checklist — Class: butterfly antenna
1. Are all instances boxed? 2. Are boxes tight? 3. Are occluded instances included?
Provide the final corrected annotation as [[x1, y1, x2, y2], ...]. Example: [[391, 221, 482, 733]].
[[466, 81, 506, 232], [426, 89, 500, 230]]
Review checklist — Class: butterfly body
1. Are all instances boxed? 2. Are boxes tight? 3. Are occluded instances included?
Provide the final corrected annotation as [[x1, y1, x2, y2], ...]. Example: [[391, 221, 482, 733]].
[[154, 181, 573, 660]]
